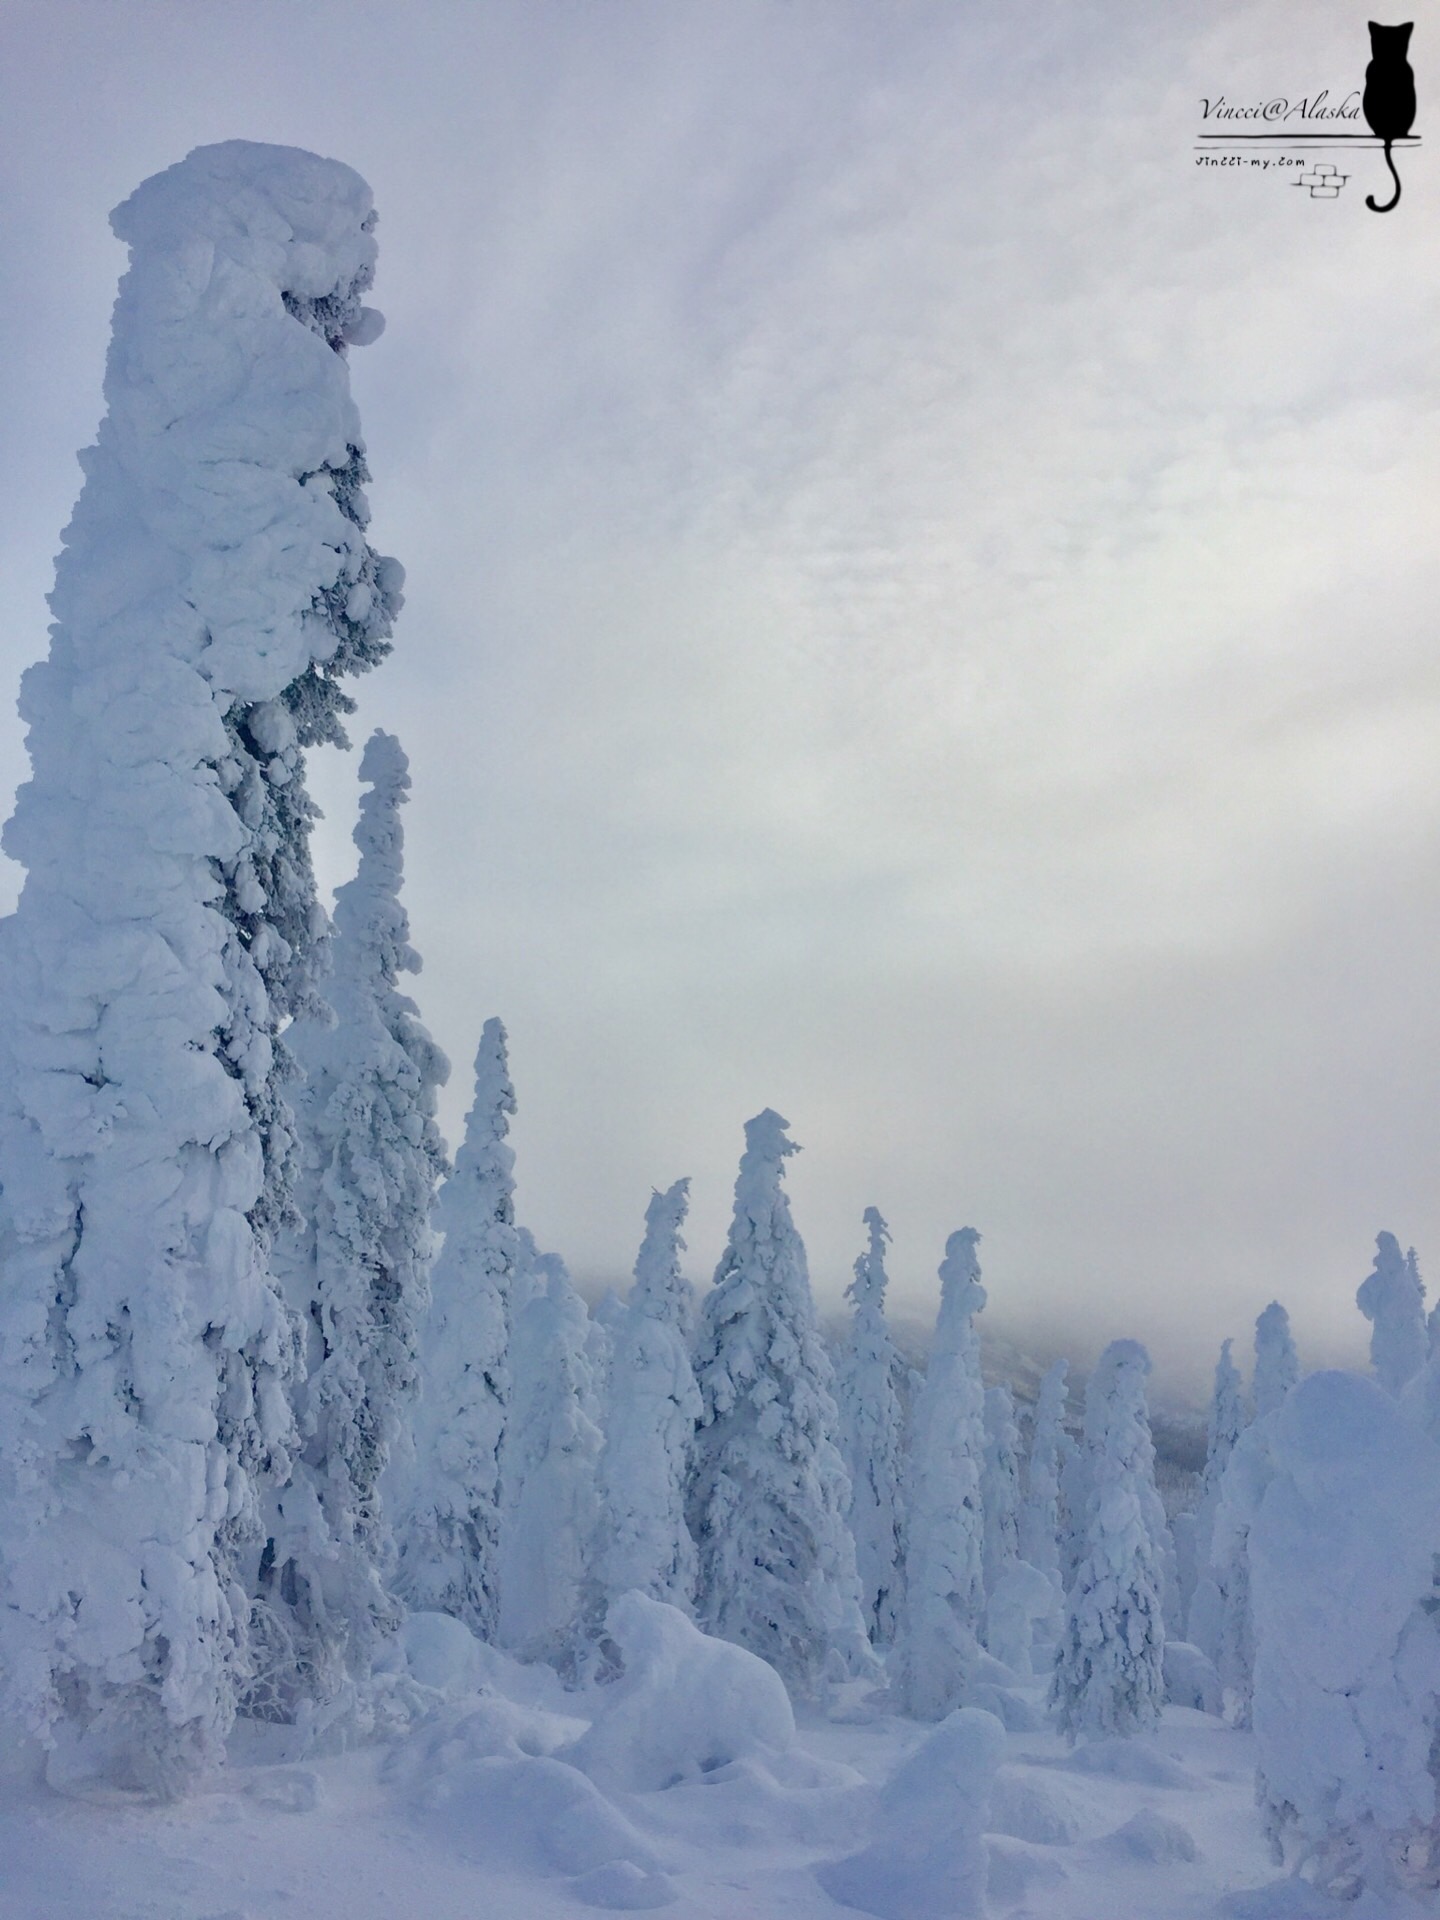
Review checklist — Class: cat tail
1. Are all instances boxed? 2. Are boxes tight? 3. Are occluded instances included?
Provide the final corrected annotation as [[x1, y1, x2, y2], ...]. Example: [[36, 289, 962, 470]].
[[1366, 140, 1402, 212]]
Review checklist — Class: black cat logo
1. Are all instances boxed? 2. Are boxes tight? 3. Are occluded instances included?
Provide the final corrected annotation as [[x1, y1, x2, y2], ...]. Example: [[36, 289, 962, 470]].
[[1363, 20, 1416, 211]]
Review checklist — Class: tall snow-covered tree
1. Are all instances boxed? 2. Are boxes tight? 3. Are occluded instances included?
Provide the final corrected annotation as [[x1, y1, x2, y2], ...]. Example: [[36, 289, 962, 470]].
[[497, 1253, 603, 1669], [1018, 1358, 1070, 1587], [1051, 1339, 1166, 1741], [1187, 1337, 1247, 1660], [686, 1110, 872, 1696], [1357, 1231, 1427, 1398], [0, 142, 399, 1793], [396, 1018, 517, 1637], [1252, 1301, 1299, 1419], [981, 1383, 1022, 1599], [259, 731, 448, 1712], [1204, 1338, 1247, 1498], [593, 1180, 703, 1616], [834, 1208, 908, 1646], [895, 1229, 990, 1720], [1250, 1371, 1440, 1902]]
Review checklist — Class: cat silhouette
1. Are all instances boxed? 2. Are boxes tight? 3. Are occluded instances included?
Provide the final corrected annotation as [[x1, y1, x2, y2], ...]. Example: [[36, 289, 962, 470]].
[[1363, 21, 1415, 212]]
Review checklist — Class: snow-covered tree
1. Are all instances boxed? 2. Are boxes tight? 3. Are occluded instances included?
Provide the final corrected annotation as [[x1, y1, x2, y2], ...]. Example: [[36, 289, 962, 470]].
[[0, 142, 399, 1793], [1250, 1370, 1440, 1902], [1357, 1231, 1427, 1398], [1187, 1337, 1247, 1661], [1017, 1358, 1070, 1587], [259, 732, 448, 1710], [395, 1018, 517, 1637], [593, 1179, 703, 1615], [686, 1110, 872, 1696], [834, 1208, 908, 1646], [1204, 1338, 1246, 1496], [895, 1229, 989, 1720], [497, 1253, 603, 1669], [1252, 1301, 1298, 1419], [1051, 1339, 1166, 1741], [981, 1384, 1022, 1599]]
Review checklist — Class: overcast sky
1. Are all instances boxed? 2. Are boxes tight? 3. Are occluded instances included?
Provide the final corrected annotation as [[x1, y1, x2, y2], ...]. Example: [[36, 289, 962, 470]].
[[2, 1, 1437, 1392]]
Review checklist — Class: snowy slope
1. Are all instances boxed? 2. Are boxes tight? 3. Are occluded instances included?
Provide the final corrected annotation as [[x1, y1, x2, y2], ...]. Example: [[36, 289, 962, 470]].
[[0, 1638, 1298, 1920]]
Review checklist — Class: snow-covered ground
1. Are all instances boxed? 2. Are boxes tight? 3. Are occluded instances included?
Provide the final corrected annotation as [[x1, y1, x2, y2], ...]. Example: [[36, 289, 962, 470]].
[[0, 1629, 1286, 1920]]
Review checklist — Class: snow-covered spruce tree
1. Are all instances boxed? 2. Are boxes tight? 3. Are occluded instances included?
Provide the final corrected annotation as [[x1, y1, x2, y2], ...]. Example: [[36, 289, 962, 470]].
[[981, 1383, 1022, 1598], [1357, 1231, 1427, 1398], [1250, 1370, 1440, 1902], [1203, 1338, 1246, 1499], [1051, 1339, 1166, 1741], [687, 1110, 872, 1696], [895, 1229, 990, 1720], [592, 1179, 703, 1617], [0, 142, 399, 1794], [395, 1018, 517, 1637], [834, 1207, 909, 1646], [1017, 1358, 1070, 1586], [1252, 1300, 1299, 1419], [262, 731, 448, 1710], [1185, 1338, 1246, 1674], [497, 1253, 603, 1670]]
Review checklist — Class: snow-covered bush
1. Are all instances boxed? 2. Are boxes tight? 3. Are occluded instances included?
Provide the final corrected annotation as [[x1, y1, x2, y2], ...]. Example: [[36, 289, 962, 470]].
[[263, 731, 448, 1711], [1357, 1231, 1427, 1398], [687, 1110, 872, 1696], [396, 1018, 519, 1637], [0, 140, 399, 1793], [496, 1253, 602, 1669], [1051, 1339, 1166, 1741], [1250, 1369, 1440, 1902], [567, 1591, 796, 1792], [593, 1181, 703, 1618], [814, 1708, 1006, 1920], [834, 1208, 908, 1645], [895, 1229, 989, 1719]]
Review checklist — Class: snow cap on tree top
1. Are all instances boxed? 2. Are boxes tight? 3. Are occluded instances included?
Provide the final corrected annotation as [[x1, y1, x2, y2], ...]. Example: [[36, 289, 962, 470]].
[[938, 1226, 985, 1319], [331, 729, 419, 985], [1092, 1336, 1151, 1390], [632, 1178, 691, 1314], [734, 1108, 799, 1226], [846, 1206, 891, 1307], [358, 726, 411, 802], [110, 140, 382, 327]]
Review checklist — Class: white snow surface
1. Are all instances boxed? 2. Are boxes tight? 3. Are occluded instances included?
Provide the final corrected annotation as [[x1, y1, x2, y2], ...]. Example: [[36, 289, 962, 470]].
[[0, 1635, 1304, 1919]]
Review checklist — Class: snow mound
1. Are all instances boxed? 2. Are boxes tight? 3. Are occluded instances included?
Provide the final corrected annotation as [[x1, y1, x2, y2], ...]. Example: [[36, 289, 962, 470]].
[[568, 1592, 795, 1791], [412, 1752, 667, 1880], [1102, 1807, 1199, 1862], [1060, 1737, 1199, 1788], [382, 1692, 589, 1799], [987, 1768, 1087, 1845], [566, 1860, 679, 1910], [984, 1833, 1070, 1909], [400, 1611, 489, 1694], [814, 1707, 1005, 1919], [1165, 1640, 1223, 1715], [398, 1610, 571, 1709], [967, 1681, 1044, 1732], [243, 1767, 321, 1812]]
